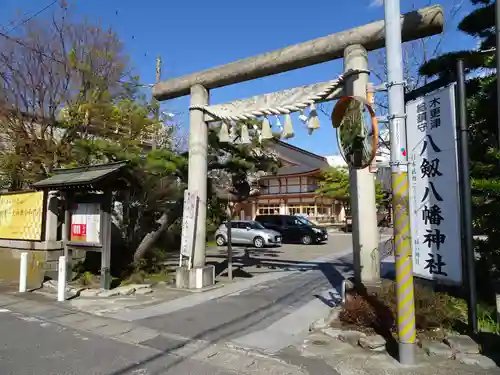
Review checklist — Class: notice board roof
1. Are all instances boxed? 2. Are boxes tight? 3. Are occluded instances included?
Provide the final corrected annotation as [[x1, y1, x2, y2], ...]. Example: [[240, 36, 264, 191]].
[[32, 161, 130, 191]]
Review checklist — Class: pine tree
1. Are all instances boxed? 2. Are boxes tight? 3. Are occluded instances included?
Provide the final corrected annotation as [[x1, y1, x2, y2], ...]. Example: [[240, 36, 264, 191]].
[[315, 166, 386, 212], [420, 0, 500, 296]]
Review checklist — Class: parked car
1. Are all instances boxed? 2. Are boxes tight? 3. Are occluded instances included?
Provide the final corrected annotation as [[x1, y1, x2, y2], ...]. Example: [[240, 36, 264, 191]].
[[254, 214, 328, 245], [214, 220, 282, 248]]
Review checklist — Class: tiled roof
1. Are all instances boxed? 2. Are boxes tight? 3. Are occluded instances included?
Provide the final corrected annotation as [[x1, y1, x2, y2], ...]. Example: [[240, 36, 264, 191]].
[[32, 161, 129, 190], [275, 165, 320, 176], [269, 140, 328, 176]]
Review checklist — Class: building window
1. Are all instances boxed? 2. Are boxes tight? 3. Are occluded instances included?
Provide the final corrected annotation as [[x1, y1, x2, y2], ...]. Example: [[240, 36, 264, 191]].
[[302, 205, 315, 216], [258, 204, 280, 215], [287, 204, 301, 215], [317, 205, 330, 215]]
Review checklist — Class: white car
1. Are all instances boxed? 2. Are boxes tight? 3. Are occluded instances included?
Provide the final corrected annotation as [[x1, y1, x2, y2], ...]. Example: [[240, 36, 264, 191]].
[[214, 220, 282, 248]]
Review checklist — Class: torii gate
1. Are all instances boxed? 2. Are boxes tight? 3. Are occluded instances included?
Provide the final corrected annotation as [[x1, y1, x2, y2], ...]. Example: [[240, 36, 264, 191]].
[[154, 6, 443, 286]]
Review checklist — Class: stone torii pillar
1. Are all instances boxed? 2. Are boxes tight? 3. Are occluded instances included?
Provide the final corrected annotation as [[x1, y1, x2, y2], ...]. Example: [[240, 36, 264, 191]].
[[188, 84, 209, 270], [343, 45, 380, 284], [153, 6, 444, 289]]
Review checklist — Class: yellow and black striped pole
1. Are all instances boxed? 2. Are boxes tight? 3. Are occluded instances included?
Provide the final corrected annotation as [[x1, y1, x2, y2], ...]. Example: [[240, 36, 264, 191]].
[[384, 0, 417, 365], [392, 172, 417, 354]]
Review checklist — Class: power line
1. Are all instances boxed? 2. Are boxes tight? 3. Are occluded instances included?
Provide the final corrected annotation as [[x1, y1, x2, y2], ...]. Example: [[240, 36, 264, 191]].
[[0, 29, 153, 89], [3, 0, 59, 35]]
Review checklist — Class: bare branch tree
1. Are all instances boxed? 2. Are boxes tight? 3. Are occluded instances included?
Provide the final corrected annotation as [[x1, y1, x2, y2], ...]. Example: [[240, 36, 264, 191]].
[[369, 0, 465, 114], [0, 5, 133, 188]]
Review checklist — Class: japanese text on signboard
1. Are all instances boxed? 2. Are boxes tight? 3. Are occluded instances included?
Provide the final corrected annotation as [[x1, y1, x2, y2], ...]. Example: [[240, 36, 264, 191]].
[[0, 191, 44, 240], [407, 84, 462, 283]]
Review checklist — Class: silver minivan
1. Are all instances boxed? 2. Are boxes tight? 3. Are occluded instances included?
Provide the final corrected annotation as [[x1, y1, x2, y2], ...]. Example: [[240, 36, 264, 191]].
[[214, 220, 282, 248]]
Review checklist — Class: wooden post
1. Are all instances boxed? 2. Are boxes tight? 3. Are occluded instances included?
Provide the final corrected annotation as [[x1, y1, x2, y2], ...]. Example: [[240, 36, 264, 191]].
[[45, 191, 59, 242], [62, 192, 72, 282], [227, 203, 233, 282], [100, 191, 112, 290]]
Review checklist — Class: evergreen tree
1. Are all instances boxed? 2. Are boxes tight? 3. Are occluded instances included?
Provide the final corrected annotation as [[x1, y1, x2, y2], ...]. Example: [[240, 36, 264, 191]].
[[0, 4, 279, 270], [420, 0, 500, 297], [205, 120, 280, 231], [315, 166, 386, 212]]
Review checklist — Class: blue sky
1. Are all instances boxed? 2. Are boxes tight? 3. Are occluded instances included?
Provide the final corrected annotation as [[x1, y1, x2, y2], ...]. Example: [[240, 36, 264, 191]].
[[0, 0, 476, 156]]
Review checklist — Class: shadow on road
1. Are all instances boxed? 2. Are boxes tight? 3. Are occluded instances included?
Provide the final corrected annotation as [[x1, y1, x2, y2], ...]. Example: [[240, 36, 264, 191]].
[[108, 254, 353, 375], [207, 246, 352, 280]]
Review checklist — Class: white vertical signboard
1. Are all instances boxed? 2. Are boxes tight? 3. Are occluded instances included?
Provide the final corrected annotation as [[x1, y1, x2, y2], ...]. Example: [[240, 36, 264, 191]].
[[406, 84, 462, 284], [179, 190, 198, 268]]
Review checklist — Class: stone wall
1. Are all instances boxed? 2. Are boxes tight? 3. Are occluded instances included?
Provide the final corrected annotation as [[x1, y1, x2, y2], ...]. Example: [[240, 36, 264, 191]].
[[0, 240, 88, 289]]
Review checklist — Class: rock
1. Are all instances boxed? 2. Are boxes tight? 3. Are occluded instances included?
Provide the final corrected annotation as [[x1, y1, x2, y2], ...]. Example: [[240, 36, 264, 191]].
[[310, 309, 341, 332], [135, 287, 153, 295], [444, 335, 479, 354], [321, 328, 343, 339], [310, 318, 329, 331], [66, 287, 81, 299], [79, 288, 101, 297], [420, 341, 454, 358], [370, 346, 387, 353], [455, 353, 498, 369], [43, 280, 58, 290], [359, 335, 386, 351], [338, 330, 367, 346], [114, 285, 136, 296], [326, 308, 341, 323], [133, 283, 152, 290], [41, 280, 82, 298], [97, 289, 120, 298]]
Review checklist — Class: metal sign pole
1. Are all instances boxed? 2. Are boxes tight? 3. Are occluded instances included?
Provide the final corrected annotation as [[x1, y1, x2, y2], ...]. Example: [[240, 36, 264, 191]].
[[384, 0, 417, 365], [456, 59, 478, 334]]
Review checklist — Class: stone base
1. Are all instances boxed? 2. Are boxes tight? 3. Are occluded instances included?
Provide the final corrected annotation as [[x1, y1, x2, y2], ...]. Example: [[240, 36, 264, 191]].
[[176, 265, 215, 289], [362, 280, 383, 295]]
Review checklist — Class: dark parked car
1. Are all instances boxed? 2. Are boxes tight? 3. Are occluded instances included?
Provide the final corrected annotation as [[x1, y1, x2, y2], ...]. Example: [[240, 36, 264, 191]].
[[254, 214, 328, 245]]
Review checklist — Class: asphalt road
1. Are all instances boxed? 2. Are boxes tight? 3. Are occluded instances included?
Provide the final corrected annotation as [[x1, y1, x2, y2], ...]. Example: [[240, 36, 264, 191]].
[[0, 309, 238, 375], [0, 233, 392, 375], [136, 237, 355, 345]]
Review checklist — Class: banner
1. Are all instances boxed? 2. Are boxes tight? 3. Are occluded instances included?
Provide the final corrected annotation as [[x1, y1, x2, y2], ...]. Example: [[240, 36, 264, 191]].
[[0, 191, 44, 240], [406, 84, 462, 284], [180, 190, 199, 261]]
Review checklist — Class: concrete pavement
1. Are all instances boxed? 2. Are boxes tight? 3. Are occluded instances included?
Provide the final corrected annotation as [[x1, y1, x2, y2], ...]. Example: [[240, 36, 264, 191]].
[[0, 305, 230, 375], [105, 233, 363, 355], [0, 234, 356, 374], [1, 230, 495, 374], [0, 295, 309, 375]]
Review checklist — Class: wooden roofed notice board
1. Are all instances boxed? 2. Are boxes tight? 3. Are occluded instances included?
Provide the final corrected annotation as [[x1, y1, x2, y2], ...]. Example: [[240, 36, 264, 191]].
[[0, 191, 44, 240]]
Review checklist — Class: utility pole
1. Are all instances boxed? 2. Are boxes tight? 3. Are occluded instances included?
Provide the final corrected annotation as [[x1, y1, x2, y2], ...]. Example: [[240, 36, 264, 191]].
[[384, 0, 417, 365], [343, 45, 380, 285]]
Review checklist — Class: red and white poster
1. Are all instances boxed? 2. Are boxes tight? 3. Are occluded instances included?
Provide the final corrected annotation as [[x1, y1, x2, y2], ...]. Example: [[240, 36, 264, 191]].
[[70, 203, 100, 243]]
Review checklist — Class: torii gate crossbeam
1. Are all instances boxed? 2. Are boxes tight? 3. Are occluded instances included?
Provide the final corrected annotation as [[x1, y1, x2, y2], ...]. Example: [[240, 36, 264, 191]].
[[154, 5, 444, 291]]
